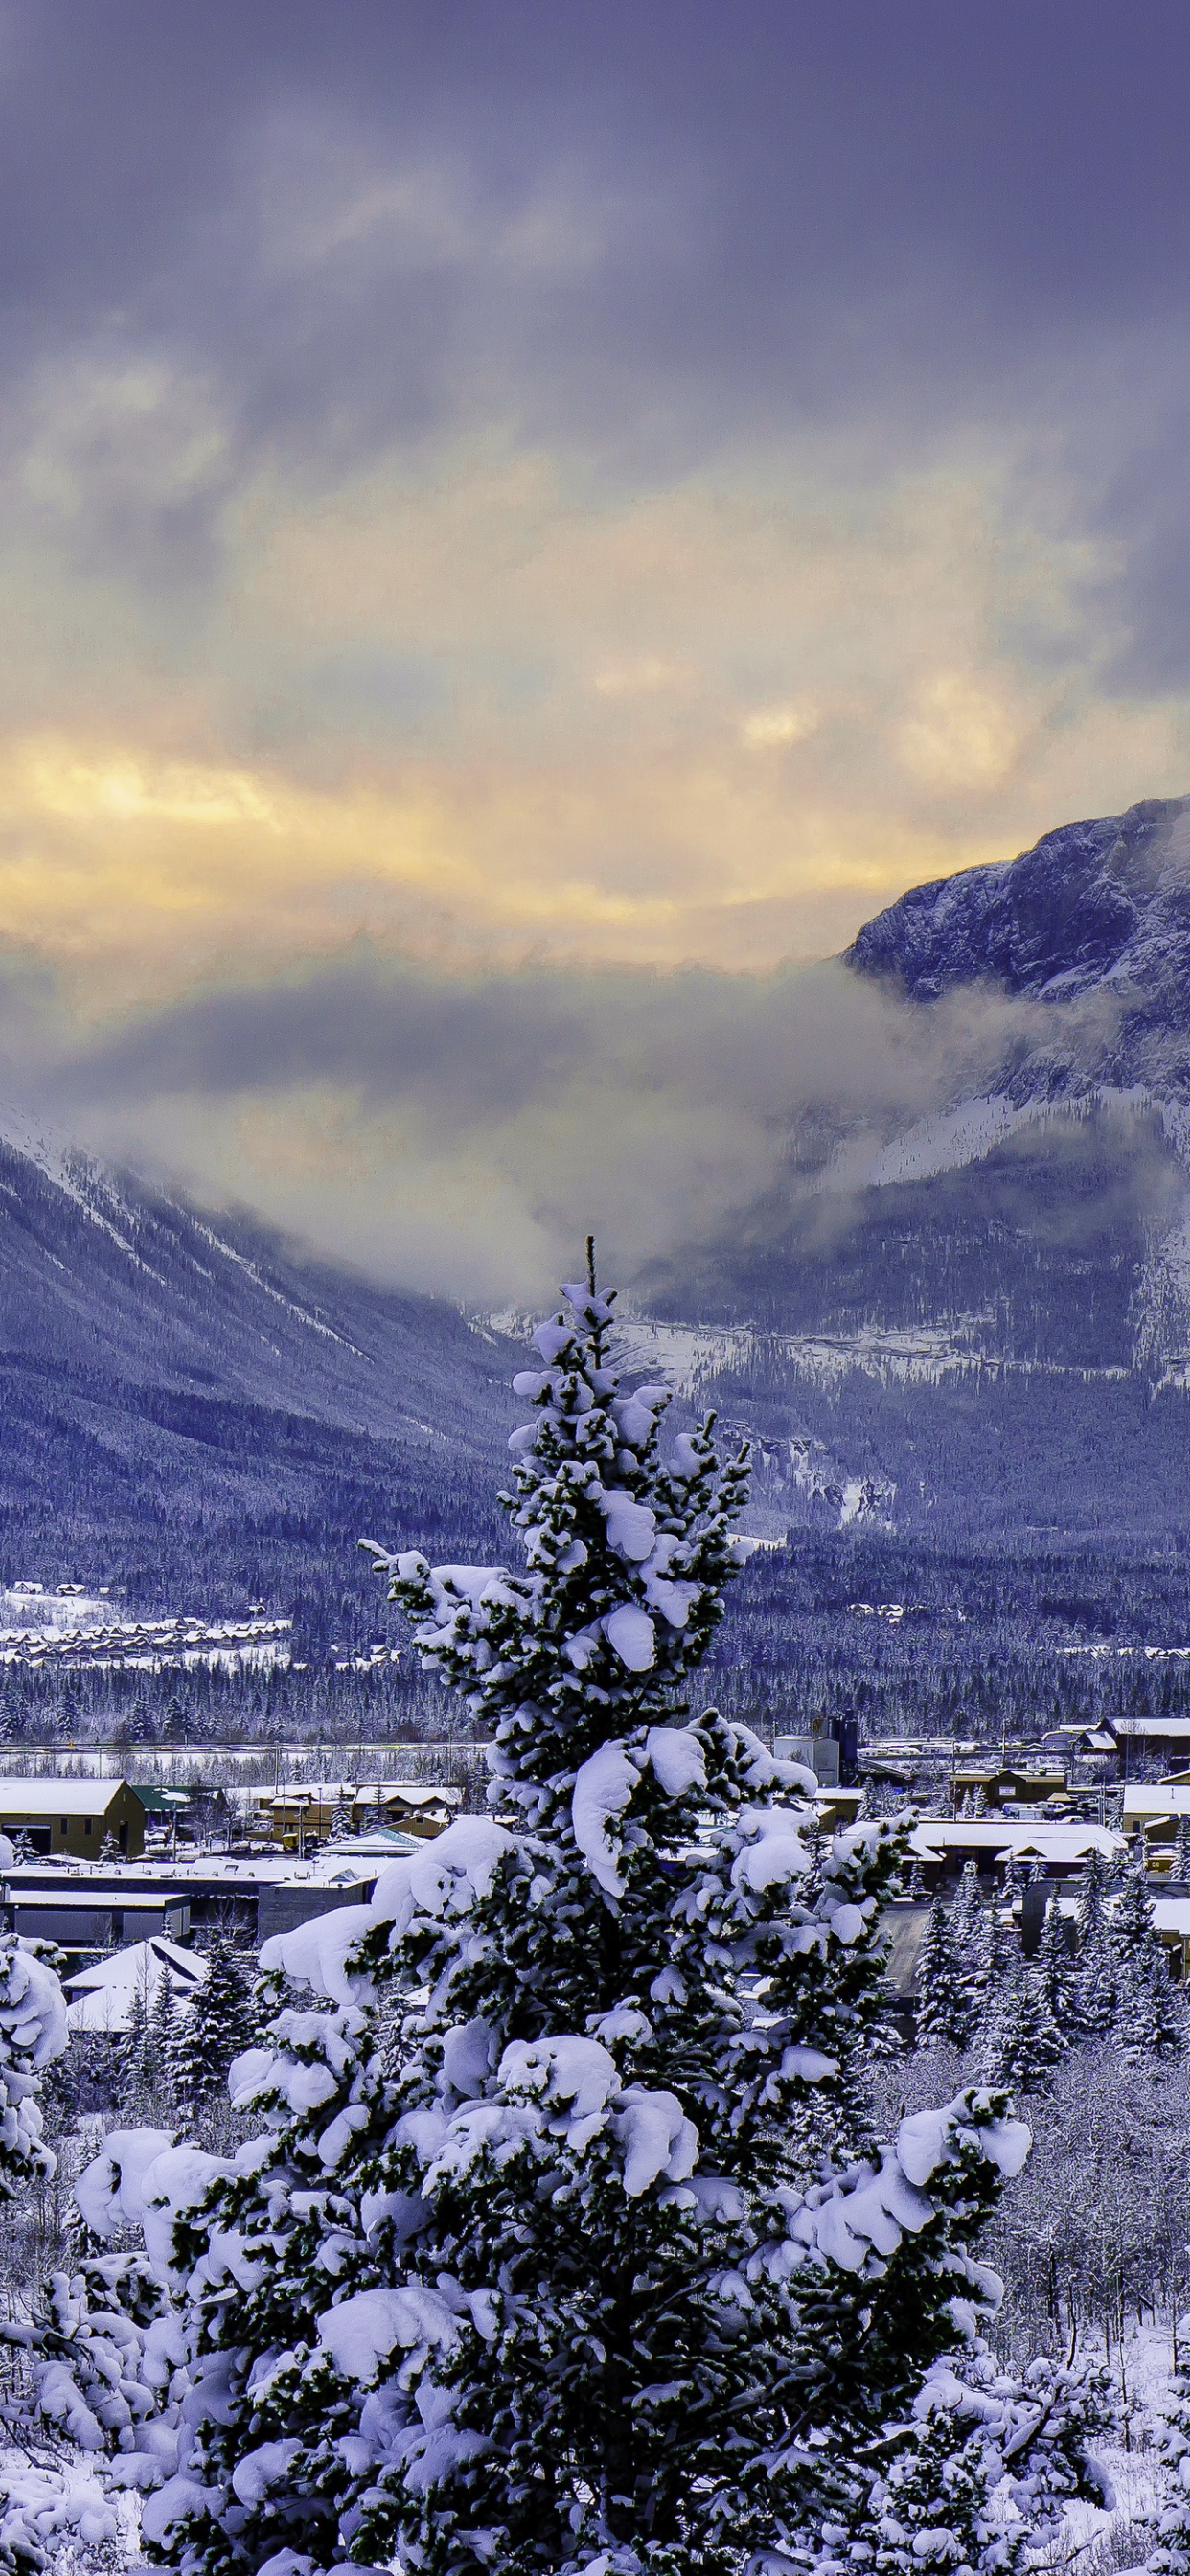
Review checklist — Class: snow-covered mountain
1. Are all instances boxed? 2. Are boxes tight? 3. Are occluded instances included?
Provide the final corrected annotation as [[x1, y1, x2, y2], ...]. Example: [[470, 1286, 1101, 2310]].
[[634, 797, 1190, 1541], [13, 794, 1190, 1576], [0, 1124, 515, 1609]]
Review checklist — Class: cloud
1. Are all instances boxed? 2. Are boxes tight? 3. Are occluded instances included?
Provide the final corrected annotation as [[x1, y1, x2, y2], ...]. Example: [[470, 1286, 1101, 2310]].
[[0, 0, 1188, 1304], [17, 944, 1085, 1305]]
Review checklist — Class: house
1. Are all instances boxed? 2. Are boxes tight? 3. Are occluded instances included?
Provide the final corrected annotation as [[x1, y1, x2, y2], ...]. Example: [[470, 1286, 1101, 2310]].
[[1041, 1724, 1119, 1760], [1120, 1784, 1190, 1857], [905, 1817, 1123, 1886], [0, 1776, 145, 1858], [63, 1936, 206, 2034], [253, 1781, 462, 1851], [951, 1764, 1067, 1807], [1107, 1720, 1190, 1777]]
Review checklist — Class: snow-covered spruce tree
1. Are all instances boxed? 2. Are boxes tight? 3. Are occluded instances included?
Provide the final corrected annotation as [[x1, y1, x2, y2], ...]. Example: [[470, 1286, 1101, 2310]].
[[1175, 1813, 1190, 1883], [978, 1970, 1064, 2096], [64, 1272, 1042, 2576], [812, 2347, 1114, 2576], [1150, 2367, 1190, 2575], [1076, 1848, 1111, 1951], [1116, 1942, 1183, 2063], [914, 1897, 973, 2050], [170, 1935, 258, 2126], [1111, 1859, 1158, 1971], [119, 1967, 156, 2120], [0, 1941, 127, 2571], [1033, 1899, 1076, 2039], [1072, 1851, 1117, 2040], [950, 1862, 984, 1956]]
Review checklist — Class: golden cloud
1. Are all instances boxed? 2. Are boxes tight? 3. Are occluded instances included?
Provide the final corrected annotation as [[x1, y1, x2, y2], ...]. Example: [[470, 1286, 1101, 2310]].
[[0, 428, 1185, 1012]]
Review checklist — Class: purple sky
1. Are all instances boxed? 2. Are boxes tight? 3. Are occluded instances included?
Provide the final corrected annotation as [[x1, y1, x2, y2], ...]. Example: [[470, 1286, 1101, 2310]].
[[1, 0, 1187, 1295]]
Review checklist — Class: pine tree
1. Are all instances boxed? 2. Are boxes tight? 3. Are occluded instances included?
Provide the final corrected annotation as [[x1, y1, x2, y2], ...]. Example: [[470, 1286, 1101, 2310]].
[[812, 2349, 1115, 2576], [1151, 2368, 1190, 2574], [1174, 1814, 1190, 1883], [1072, 1850, 1117, 2037], [1111, 1858, 1157, 1968], [1116, 1942, 1183, 2062], [979, 1969, 1064, 2094], [111, 1267, 1037, 2576], [950, 1858, 984, 1953], [1034, 1898, 1077, 2037], [119, 1966, 156, 2119], [915, 1897, 973, 2049], [1074, 1943, 1117, 2041], [1077, 1848, 1110, 1944], [150, 1968, 182, 2114], [170, 1935, 258, 2121]]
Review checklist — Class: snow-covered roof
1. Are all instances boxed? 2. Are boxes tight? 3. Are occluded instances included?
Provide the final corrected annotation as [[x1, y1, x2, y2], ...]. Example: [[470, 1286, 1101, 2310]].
[[1123, 1786, 1190, 1819], [324, 1831, 421, 1857], [0, 1777, 128, 1813], [259, 1782, 461, 1809], [12, 1887, 187, 1913], [908, 1819, 1122, 1860], [1112, 1719, 1190, 1739], [63, 1936, 206, 2034]]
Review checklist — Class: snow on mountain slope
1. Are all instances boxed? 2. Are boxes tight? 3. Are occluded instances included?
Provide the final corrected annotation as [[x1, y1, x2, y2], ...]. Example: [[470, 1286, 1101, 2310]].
[[632, 797, 1190, 1536], [0, 1130, 516, 1606], [845, 794, 1190, 1016]]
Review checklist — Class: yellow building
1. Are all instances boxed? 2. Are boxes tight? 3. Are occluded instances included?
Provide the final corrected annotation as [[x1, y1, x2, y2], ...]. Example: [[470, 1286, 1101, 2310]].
[[0, 1777, 145, 1858]]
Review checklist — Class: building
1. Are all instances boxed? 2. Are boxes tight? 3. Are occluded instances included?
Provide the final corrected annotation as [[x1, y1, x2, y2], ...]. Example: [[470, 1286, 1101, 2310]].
[[0, 1851, 381, 1949], [905, 1817, 1122, 1887], [252, 1781, 462, 1850], [1119, 1784, 1190, 1858], [63, 1936, 206, 2034], [0, 1776, 145, 1858], [5, 1876, 190, 1955], [950, 1764, 1067, 1808], [1108, 1720, 1190, 1776]]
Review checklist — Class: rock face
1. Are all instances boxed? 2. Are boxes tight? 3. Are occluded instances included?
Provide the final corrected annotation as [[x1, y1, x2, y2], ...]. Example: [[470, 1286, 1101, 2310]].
[[846, 795, 1190, 1006], [846, 796, 1190, 1104]]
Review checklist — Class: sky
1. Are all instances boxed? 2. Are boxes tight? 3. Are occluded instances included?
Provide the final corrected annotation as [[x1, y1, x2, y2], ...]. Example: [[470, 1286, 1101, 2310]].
[[3, 0, 1190, 1301]]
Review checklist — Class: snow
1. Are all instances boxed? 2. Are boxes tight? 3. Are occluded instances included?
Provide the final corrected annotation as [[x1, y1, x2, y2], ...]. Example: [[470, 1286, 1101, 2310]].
[[731, 1806, 812, 1894], [600, 1491, 658, 1561], [605, 1601, 656, 1670], [64, 1936, 206, 2034], [75, 2127, 176, 2237], [613, 2087, 698, 2196], [441, 2016, 496, 2095], [0, 2460, 122, 2558], [1, 1935, 68, 2065], [317, 2286, 461, 2383], [571, 1740, 639, 1896], [645, 1724, 706, 1798], [231, 2439, 303, 2505], [897, 2099, 1031, 2189]]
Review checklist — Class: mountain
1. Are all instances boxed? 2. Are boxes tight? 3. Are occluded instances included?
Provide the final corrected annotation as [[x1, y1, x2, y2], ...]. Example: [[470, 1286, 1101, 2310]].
[[0, 1126, 516, 1619], [11, 794, 1190, 1592], [845, 793, 1190, 1028], [634, 796, 1190, 1543]]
